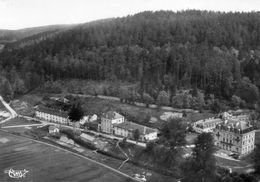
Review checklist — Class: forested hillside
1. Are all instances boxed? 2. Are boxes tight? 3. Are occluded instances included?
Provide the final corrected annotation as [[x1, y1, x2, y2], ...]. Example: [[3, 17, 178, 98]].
[[0, 10, 260, 107], [0, 24, 75, 44]]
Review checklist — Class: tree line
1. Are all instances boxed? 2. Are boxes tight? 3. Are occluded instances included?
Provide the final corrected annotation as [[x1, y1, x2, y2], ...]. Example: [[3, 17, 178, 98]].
[[0, 10, 260, 106]]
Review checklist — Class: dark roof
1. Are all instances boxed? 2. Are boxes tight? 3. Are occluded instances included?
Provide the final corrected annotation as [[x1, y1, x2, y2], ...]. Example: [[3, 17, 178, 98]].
[[216, 119, 254, 134], [102, 111, 123, 120], [36, 106, 68, 118], [114, 122, 157, 135]]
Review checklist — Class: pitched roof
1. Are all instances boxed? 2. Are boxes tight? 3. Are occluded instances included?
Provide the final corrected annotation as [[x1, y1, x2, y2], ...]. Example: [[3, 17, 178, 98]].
[[102, 111, 123, 120], [36, 106, 68, 118], [114, 121, 157, 135]]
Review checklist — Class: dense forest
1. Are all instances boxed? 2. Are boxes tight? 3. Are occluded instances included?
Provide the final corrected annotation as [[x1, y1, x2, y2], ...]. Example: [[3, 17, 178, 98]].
[[0, 10, 260, 108]]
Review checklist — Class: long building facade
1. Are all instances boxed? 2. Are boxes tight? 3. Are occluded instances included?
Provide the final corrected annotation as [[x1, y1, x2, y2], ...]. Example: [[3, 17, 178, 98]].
[[193, 117, 223, 133], [35, 106, 69, 125]]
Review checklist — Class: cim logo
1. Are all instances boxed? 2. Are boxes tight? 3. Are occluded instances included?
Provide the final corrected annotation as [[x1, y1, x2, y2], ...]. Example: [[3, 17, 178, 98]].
[[4, 168, 29, 179]]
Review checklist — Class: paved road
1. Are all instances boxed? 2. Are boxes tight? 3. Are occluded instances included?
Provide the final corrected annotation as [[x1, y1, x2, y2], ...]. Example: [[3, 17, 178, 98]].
[[0, 96, 17, 117], [0, 95, 18, 125], [0, 130, 136, 182]]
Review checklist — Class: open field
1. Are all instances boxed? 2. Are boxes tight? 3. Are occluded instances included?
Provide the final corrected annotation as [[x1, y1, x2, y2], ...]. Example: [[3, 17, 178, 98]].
[[0, 130, 134, 182], [1, 117, 41, 127]]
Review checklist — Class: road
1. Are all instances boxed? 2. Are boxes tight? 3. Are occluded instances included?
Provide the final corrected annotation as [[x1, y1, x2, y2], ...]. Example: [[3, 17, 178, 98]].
[[60, 93, 198, 113], [0, 96, 17, 117], [0, 96, 18, 125], [0, 130, 138, 182]]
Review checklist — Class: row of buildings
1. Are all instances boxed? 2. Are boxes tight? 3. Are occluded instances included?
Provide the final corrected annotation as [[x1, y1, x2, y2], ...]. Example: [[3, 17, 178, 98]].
[[100, 111, 158, 141], [192, 112, 255, 156], [35, 106, 158, 142]]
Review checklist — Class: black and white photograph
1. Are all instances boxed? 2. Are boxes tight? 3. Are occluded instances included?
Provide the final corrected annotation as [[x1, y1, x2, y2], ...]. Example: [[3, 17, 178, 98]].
[[0, 0, 260, 181]]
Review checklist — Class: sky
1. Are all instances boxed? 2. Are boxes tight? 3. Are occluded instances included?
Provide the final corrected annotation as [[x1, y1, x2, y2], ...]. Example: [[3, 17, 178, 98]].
[[0, 0, 259, 30]]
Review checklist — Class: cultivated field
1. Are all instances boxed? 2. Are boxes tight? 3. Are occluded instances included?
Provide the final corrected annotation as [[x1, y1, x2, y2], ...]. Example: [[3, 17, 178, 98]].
[[0, 131, 133, 182]]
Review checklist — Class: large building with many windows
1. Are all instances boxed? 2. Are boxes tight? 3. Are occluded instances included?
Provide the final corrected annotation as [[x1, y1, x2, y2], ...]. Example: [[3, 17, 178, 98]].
[[214, 119, 255, 156], [100, 111, 124, 134], [35, 106, 69, 125], [193, 117, 223, 133], [100, 111, 158, 142]]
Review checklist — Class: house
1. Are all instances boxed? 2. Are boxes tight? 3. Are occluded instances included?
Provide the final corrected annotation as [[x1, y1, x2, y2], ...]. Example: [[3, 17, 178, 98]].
[[113, 122, 158, 142], [193, 117, 223, 133], [79, 115, 89, 125], [214, 119, 255, 156], [49, 125, 60, 133], [79, 114, 98, 126], [48, 125, 60, 137], [100, 111, 124, 133], [35, 106, 69, 125], [160, 112, 183, 121], [89, 114, 98, 122]]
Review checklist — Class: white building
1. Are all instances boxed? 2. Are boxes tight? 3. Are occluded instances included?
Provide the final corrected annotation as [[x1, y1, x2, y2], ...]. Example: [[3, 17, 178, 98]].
[[100, 111, 124, 133], [214, 119, 255, 156], [160, 112, 183, 121], [49, 125, 60, 134], [113, 122, 158, 142], [193, 117, 223, 133], [35, 106, 69, 125]]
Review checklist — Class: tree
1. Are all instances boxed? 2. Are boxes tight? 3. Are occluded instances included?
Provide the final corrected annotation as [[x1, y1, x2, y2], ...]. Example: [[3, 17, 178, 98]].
[[255, 143, 260, 175], [119, 88, 130, 103], [196, 92, 205, 110], [156, 90, 170, 107], [143, 93, 154, 107], [235, 77, 259, 104], [13, 78, 27, 95], [157, 118, 186, 175], [231, 95, 241, 108], [0, 79, 14, 101], [172, 94, 184, 108], [211, 99, 222, 113], [160, 118, 186, 148], [145, 141, 155, 153], [68, 101, 84, 133], [133, 129, 140, 141], [183, 133, 216, 182]]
